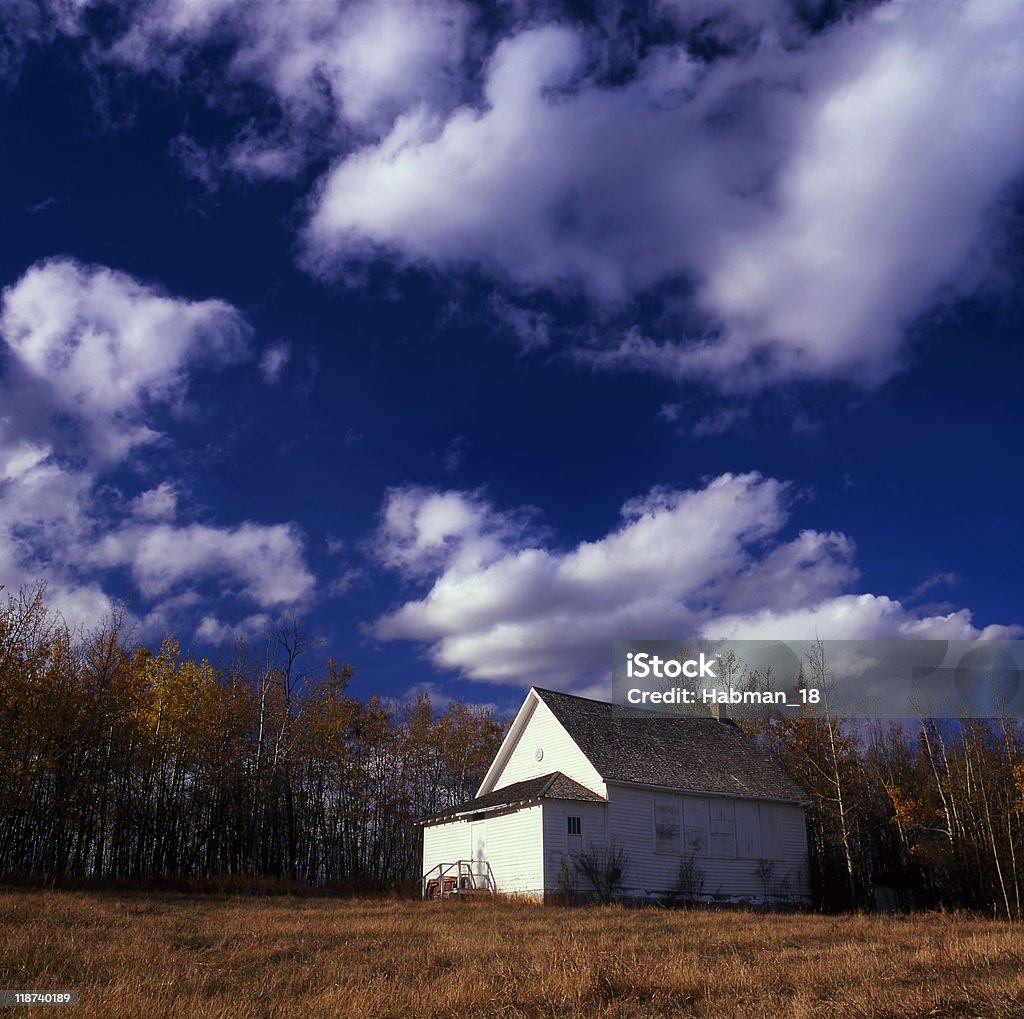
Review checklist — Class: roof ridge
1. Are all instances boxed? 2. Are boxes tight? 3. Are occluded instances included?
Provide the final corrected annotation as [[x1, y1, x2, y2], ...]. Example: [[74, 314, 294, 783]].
[[536, 686, 740, 725], [536, 771, 561, 797], [532, 686, 612, 707], [418, 769, 605, 823]]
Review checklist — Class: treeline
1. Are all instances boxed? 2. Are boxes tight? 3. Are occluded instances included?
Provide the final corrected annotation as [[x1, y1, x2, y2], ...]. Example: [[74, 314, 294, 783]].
[[744, 644, 1024, 918], [0, 585, 506, 888], [3, 586, 1023, 915]]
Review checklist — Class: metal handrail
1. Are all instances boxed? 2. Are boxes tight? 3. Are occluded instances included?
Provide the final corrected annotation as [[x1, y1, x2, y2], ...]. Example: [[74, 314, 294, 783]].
[[421, 859, 496, 898]]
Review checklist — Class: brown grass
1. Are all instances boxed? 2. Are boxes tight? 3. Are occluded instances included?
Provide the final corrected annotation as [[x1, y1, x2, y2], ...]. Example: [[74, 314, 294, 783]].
[[2, 889, 1023, 1018]]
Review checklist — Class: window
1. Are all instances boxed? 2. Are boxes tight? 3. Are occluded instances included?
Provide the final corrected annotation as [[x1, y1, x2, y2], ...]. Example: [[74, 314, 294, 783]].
[[682, 796, 709, 855], [654, 794, 681, 854], [567, 816, 582, 836], [735, 801, 761, 859], [709, 801, 737, 858]]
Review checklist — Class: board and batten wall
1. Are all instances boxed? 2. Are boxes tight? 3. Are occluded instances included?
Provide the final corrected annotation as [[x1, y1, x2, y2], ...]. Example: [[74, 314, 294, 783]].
[[422, 805, 546, 897], [485, 698, 605, 797], [603, 784, 810, 903]]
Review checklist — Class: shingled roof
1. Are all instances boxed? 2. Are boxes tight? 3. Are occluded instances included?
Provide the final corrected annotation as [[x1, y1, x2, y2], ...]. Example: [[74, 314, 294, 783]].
[[421, 771, 605, 824], [534, 687, 808, 804]]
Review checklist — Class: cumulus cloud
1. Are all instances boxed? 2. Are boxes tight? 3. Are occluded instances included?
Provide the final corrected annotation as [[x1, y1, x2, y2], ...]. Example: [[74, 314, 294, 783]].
[[0, 257, 313, 636], [67, 0, 474, 182], [196, 611, 273, 645], [370, 473, 1018, 690], [0, 429, 97, 606], [92, 521, 314, 608], [14, 2, 1021, 387], [610, 1, 1024, 386], [306, 1, 1024, 386], [0, 258, 250, 461], [0, 435, 314, 632], [373, 487, 535, 580], [0, 426, 139, 633], [130, 482, 178, 522], [305, 25, 660, 293], [0, 429, 313, 634], [709, 593, 1015, 644]]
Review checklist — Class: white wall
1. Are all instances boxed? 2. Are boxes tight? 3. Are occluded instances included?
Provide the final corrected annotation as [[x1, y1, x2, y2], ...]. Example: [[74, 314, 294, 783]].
[[605, 784, 810, 904], [540, 800, 609, 897], [425, 789, 808, 903], [480, 805, 545, 896], [422, 805, 545, 897], [422, 818, 469, 884], [488, 698, 605, 796]]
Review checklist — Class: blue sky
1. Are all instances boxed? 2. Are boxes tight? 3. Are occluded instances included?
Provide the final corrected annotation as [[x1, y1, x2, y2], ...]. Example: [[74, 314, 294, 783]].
[[0, 0, 1021, 712]]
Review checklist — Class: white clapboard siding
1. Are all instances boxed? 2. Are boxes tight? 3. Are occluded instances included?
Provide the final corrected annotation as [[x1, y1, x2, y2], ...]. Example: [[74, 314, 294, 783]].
[[540, 801, 608, 894], [422, 819, 471, 879], [476, 806, 545, 896], [606, 784, 810, 903], [608, 784, 678, 896], [422, 806, 545, 896], [488, 697, 605, 796], [773, 802, 811, 899]]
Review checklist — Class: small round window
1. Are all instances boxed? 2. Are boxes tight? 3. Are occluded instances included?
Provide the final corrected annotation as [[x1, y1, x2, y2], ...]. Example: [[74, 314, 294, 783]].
[[535, 747, 544, 762]]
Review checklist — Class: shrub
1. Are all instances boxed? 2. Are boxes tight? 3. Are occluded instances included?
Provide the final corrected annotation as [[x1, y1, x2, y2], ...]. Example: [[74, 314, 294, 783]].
[[573, 846, 627, 904], [664, 854, 706, 907]]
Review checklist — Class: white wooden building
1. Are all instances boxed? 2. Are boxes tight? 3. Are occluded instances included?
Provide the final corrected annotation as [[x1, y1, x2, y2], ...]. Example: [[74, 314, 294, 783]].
[[421, 687, 810, 904]]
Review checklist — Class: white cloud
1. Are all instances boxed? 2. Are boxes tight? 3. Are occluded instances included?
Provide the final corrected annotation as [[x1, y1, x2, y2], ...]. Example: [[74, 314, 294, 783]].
[[11, 3, 1022, 388], [99, 0, 473, 164], [0, 257, 250, 461], [373, 486, 534, 580], [487, 294, 553, 352], [0, 430, 93, 574], [130, 482, 178, 521], [0, 257, 313, 635], [370, 473, 1018, 690], [0, 423, 314, 632], [259, 342, 291, 384], [196, 611, 272, 645], [304, 25, 646, 292], [0, 426, 121, 632], [676, 0, 1024, 385], [92, 520, 314, 608], [691, 406, 750, 438], [709, 594, 1016, 643], [305, 1, 1024, 386], [17, 3, 1021, 388], [909, 571, 959, 599]]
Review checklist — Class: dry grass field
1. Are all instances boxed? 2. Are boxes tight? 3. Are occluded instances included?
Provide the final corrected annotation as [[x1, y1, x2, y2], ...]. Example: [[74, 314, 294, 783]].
[[2, 888, 1024, 1018]]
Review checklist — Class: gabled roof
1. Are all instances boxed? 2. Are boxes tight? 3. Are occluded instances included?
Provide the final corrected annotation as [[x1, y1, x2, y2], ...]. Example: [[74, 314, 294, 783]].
[[533, 687, 807, 804], [420, 771, 605, 824]]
